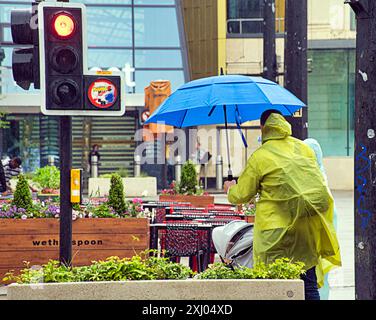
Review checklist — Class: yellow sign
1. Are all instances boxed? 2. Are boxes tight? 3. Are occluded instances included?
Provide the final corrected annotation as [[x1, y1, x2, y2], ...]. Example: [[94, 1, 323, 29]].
[[96, 70, 113, 75], [293, 108, 303, 118], [70, 169, 81, 204]]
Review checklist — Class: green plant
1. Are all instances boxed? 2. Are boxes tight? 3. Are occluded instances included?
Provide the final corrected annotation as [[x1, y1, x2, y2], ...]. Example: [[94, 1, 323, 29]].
[[197, 258, 305, 280], [116, 167, 129, 178], [99, 173, 113, 178], [4, 250, 193, 284], [0, 112, 9, 129], [92, 203, 118, 218], [33, 166, 60, 191], [12, 175, 33, 211], [107, 174, 126, 214], [178, 160, 198, 195]]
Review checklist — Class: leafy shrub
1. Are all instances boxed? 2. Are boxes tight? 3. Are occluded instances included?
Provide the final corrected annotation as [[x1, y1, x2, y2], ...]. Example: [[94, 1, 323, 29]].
[[12, 175, 33, 211], [197, 258, 305, 280], [99, 168, 128, 179], [178, 160, 198, 195], [4, 250, 193, 284], [107, 174, 126, 214], [33, 166, 60, 191]]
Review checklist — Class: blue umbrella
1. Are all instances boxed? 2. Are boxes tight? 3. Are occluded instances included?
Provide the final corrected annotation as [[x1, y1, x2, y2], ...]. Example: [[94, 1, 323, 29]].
[[145, 75, 306, 179]]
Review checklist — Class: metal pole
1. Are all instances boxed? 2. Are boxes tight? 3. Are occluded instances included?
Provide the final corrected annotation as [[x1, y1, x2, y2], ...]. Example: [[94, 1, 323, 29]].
[[91, 154, 98, 178], [346, 0, 376, 300], [284, 0, 308, 140], [0, 49, 5, 96], [59, 116, 72, 267], [223, 105, 233, 180], [216, 155, 223, 190], [134, 154, 141, 177], [263, 0, 277, 82], [175, 155, 182, 184], [48, 155, 55, 166]]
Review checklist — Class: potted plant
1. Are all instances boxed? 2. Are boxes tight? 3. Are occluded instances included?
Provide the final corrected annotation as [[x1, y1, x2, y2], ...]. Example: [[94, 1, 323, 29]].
[[0, 174, 150, 283], [241, 202, 256, 223], [4, 254, 305, 300], [32, 166, 60, 201], [159, 160, 214, 207]]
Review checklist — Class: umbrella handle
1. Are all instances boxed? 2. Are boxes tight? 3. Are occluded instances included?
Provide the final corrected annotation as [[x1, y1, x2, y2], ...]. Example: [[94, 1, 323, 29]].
[[227, 169, 233, 181]]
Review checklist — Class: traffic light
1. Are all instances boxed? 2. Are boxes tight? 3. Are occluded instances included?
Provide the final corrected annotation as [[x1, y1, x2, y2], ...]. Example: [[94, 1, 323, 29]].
[[10, 3, 40, 90], [38, 2, 125, 116]]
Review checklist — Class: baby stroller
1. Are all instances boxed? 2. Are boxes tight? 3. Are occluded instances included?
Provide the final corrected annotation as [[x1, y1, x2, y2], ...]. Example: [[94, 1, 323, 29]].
[[212, 220, 254, 269]]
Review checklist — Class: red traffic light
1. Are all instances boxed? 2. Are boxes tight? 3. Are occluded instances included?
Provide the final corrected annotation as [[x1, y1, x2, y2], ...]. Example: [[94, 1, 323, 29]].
[[52, 13, 75, 38]]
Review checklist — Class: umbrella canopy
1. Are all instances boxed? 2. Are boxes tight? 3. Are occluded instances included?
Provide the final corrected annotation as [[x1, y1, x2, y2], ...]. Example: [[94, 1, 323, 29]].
[[145, 75, 306, 128]]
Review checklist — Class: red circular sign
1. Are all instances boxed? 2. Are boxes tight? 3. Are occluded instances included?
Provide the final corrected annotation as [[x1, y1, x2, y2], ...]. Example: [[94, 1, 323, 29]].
[[141, 110, 150, 122], [88, 79, 118, 109]]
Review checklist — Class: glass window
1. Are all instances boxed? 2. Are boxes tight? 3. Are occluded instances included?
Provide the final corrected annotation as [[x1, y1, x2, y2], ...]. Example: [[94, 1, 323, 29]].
[[71, 0, 131, 4], [227, 0, 262, 19], [86, 7, 132, 47], [308, 49, 355, 157], [135, 70, 184, 93], [134, 0, 175, 4], [134, 7, 180, 47], [88, 49, 133, 69], [3, 26, 12, 42], [241, 19, 263, 33], [350, 10, 356, 31], [135, 49, 182, 68], [0, 4, 30, 24]]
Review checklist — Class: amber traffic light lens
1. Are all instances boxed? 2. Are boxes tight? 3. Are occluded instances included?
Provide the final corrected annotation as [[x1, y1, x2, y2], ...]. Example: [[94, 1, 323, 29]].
[[53, 13, 75, 38]]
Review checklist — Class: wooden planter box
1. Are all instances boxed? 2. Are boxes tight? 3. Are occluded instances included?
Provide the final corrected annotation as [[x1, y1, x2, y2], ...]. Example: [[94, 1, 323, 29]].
[[7, 279, 304, 300], [245, 215, 255, 223], [159, 195, 214, 208], [0, 218, 149, 283]]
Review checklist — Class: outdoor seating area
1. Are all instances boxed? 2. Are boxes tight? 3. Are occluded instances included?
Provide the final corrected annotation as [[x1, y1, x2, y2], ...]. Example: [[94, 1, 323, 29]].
[[146, 201, 250, 272]]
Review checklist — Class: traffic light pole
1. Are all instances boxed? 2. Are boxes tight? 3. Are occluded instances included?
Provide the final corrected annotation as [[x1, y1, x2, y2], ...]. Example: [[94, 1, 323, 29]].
[[346, 0, 376, 300], [284, 0, 308, 140], [59, 116, 72, 266], [263, 0, 277, 82], [57, 0, 72, 267]]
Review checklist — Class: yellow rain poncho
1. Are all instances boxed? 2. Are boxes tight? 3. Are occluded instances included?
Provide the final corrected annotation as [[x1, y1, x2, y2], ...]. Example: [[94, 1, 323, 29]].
[[228, 113, 341, 277]]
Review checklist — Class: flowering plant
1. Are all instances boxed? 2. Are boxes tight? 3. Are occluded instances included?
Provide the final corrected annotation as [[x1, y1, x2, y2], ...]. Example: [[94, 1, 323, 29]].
[[0, 200, 60, 219], [0, 197, 148, 220], [241, 203, 256, 216], [161, 181, 209, 196]]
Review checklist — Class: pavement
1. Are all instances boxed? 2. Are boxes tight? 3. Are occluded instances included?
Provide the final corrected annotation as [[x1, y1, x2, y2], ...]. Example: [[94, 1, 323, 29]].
[[213, 190, 355, 300], [0, 190, 354, 300]]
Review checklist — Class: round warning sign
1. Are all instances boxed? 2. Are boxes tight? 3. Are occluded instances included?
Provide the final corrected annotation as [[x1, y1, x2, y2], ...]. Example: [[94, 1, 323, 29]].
[[88, 79, 118, 109], [141, 110, 150, 122]]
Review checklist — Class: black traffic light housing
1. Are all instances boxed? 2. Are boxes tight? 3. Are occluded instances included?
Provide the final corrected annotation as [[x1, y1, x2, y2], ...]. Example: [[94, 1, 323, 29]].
[[10, 2, 40, 90], [38, 2, 125, 116], [42, 6, 83, 111]]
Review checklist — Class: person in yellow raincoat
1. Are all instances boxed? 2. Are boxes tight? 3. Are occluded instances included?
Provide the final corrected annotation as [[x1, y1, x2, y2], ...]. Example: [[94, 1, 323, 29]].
[[224, 110, 341, 300]]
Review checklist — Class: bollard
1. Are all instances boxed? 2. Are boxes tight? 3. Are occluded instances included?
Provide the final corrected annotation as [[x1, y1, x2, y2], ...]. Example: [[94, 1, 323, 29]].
[[91, 154, 98, 178], [134, 154, 141, 177], [48, 155, 55, 166], [175, 155, 182, 184], [216, 155, 223, 190]]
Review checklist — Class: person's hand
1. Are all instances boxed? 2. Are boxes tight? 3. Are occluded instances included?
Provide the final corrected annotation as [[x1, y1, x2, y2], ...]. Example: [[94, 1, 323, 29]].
[[224, 180, 236, 193]]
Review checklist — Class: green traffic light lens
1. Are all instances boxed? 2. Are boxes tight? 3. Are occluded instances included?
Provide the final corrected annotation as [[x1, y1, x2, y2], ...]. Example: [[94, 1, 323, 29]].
[[52, 79, 79, 106]]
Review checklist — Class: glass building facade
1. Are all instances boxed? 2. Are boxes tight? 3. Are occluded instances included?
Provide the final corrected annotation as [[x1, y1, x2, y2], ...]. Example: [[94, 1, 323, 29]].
[[227, 0, 285, 35], [0, 0, 188, 173], [308, 49, 355, 157]]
